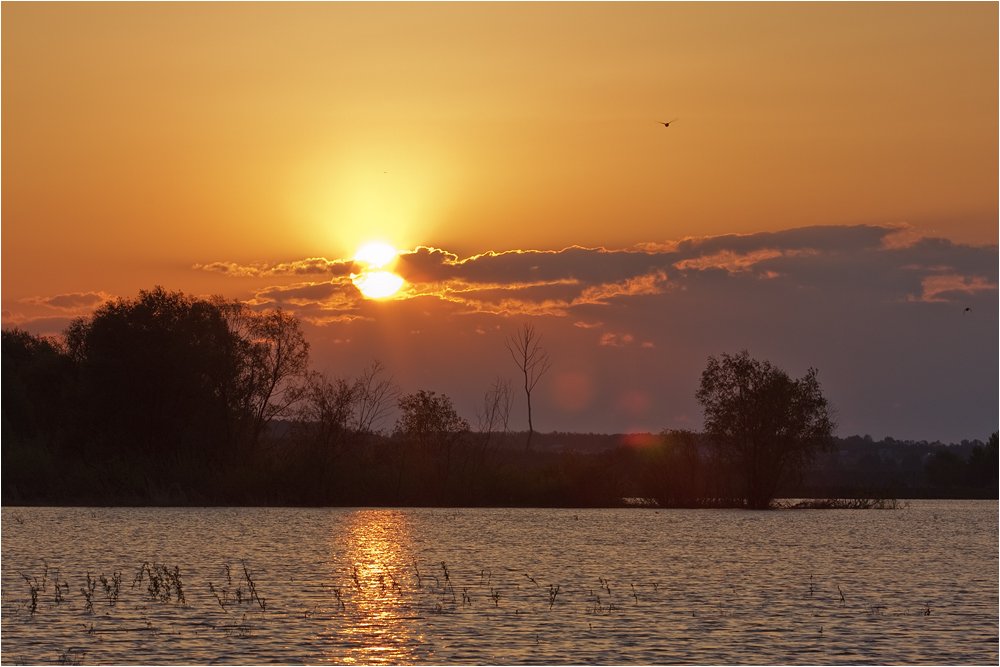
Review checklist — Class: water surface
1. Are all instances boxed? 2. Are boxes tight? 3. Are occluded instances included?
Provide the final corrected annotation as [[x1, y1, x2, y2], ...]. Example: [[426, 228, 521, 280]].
[[2, 501, 997, 664]]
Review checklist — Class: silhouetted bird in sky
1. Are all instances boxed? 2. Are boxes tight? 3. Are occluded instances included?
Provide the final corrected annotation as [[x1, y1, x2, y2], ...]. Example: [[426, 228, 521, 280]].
[[964, 307, 972, 313], [658, 118, 678, 128]]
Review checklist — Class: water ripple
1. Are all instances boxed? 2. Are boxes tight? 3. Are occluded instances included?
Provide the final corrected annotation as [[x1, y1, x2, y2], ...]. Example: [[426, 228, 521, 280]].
[[2, 502, 996, 664]]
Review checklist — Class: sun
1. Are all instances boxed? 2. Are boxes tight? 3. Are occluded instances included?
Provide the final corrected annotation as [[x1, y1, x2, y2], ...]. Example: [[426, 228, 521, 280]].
[[354, 241, 398, 269], [352, 242, 405, 299], [353, 270, 405, 299]]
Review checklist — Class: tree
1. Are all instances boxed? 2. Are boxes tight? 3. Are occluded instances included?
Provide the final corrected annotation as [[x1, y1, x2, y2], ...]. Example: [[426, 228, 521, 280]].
[[65, 287, 242, 461], [351, 360, 399, 435], [505, 323, 551, 450], [394, 390, 469, 448], [966, 432, 999, 490], [696, 350, 834, 509], [212, 299, 310, 450], [476, 376, 513, 449], [394, 390, 469, 500], [644, 430, 710, 507], [65, 288, 311, 465], [295, 371, 358, 453], [2, 328, 75, 445]]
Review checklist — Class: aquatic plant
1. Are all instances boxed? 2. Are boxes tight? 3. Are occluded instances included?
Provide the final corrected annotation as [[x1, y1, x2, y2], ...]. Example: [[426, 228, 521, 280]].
[[412, 560, 423, 588], [240, 560, 264, 610], [99, 571, 122, 607], [133, 562, 185, 603], [53, 577, 69, 605], [21, 574, 39, 615], [80, 573, 96, 613]]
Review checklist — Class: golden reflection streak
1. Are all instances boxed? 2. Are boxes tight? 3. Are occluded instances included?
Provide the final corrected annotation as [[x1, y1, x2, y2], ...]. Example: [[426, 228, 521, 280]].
[[332, 510, 422, 665]]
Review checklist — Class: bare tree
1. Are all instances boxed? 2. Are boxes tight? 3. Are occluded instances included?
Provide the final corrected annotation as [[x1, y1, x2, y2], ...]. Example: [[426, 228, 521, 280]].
[[476, 376, 513, 450], [505, 323, 551, 450], [352, 360, 399, 435], [296, 371, 358, 454]]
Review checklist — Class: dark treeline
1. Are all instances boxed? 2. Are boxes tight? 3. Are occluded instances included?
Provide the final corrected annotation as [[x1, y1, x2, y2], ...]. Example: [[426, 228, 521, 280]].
[[3, 287, 997, 507]]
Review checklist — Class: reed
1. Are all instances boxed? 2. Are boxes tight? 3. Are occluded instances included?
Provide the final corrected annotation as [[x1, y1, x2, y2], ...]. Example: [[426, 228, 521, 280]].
[[53, 577, 69, 605], [134, 562, 185, 603], [99, 571, 122, 607], [21, 574, 39, 615], [412, 560, 423, 588], [80, 573, 96, 613], [240, 560, 264, 610]]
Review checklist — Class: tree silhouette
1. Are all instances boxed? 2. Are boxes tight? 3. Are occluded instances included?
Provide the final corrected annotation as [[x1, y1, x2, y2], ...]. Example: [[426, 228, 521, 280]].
[[352, 360, 399, 435], [505, 324, 551, 450], [394, 390, 469, 499], [2, 329, 74, 446], [696, 350, 834, 509], [212, 299, 310, 451], [476, 376, 513, 449], [65, 287, 241, 463], [395, 390, 469, 447]]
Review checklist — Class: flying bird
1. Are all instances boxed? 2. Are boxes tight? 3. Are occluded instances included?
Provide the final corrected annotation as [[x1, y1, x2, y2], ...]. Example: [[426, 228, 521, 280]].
[[658, 118, 678, 128]]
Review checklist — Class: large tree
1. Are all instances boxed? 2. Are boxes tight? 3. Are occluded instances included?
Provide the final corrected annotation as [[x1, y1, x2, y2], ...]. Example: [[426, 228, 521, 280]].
[[696, 350, 834, 509], [65, 288, 310, 462], [65, 287, 241, 461], [2, 329, 75, 446]]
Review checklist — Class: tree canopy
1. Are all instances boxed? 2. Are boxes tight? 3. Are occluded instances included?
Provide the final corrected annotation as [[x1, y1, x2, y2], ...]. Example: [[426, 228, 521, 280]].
[[696, 350, 835, 509]]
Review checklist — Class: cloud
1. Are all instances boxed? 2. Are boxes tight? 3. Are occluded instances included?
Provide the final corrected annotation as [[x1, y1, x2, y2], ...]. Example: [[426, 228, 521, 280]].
[[194, 257, 355, 277], [196, 224, 997, 321], [917, 274, 997, 303], [599, 332, 635, 347], [22, 291, 113, 311]]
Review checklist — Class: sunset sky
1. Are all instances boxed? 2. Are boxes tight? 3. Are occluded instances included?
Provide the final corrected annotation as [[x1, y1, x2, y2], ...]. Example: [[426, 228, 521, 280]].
[[3, 3, 997, 443]]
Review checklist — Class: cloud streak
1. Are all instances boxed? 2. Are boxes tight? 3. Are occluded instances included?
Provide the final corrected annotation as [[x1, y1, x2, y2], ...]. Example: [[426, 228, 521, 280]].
[[22, 291, 114, 311], [9, 224, 997, 443], [199, 224, 995, 321]]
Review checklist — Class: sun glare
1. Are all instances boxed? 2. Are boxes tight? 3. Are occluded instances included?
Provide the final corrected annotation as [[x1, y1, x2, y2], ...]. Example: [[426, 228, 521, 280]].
[[353, 270, 405, 299], [354, 241, 398, 269], [352, 242, 404, 299]]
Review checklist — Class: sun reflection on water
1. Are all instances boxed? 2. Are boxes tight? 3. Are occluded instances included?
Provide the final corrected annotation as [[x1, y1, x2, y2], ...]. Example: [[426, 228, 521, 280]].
[[332, 510, 422, 665]]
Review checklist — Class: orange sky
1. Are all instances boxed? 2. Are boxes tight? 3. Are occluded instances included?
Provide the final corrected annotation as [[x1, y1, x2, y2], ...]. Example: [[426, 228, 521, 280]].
[[3, 3, 997, 441]]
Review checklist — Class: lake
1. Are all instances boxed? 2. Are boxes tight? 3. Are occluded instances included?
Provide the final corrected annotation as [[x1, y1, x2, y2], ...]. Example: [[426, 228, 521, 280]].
[[1, 501, 997, 665]]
